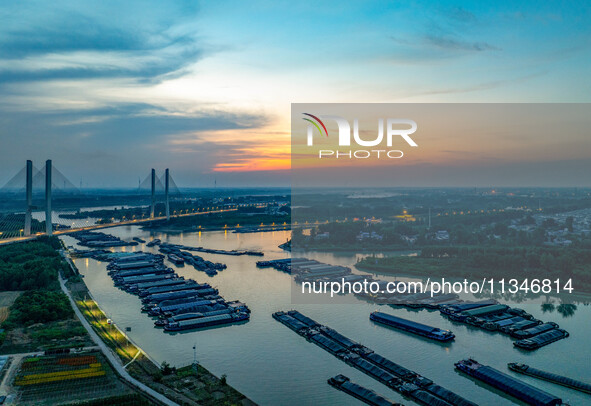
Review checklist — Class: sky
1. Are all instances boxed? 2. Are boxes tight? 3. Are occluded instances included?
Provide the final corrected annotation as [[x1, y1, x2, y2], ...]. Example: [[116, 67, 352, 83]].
[[0, 0, 590, 188]]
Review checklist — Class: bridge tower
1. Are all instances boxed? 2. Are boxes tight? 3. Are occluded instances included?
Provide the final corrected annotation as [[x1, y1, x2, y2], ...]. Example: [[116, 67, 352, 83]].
[[165, 168, 170, 221], [150, 168, 156, 219], [24, 160, 33, 236], [45, 159, 52, 236]]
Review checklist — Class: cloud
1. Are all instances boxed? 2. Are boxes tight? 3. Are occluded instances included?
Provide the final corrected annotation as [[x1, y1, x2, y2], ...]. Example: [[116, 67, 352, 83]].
[[0, 0, 204, 83], [423, 35, 500, 52], [0, 102, 270, 186], [445, 7, 477, 23]]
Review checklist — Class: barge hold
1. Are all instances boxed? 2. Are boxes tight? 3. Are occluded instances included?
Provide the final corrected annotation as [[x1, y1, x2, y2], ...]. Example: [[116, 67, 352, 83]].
[[327, 374, 402, 406], [455, 359, 562, 406], [508, 363, 591, 394], [514, 329, 569, 350], [370, 312, 454, 342], [273, 311, 476, 406]]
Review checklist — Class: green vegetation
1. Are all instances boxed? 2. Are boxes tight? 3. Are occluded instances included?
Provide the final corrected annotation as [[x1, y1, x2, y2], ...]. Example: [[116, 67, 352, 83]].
[[0, 236, 67, 290], [67, 394, 152, 406], [67, 394, 151, 406], [2, 290, 73, 327], [0, 236, 93, 352], [153, 363, 249, 406], [154, 211, 290, 231]]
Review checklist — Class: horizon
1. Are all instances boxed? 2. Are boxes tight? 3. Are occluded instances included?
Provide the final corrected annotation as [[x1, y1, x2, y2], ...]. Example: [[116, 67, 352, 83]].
[[1, 1, 591, 187]]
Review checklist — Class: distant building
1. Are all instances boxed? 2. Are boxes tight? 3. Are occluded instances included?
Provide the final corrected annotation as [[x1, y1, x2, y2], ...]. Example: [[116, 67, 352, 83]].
[[426, 230, 449, 241], [393, 209, 416, 222], [356, 231, 383, 241]]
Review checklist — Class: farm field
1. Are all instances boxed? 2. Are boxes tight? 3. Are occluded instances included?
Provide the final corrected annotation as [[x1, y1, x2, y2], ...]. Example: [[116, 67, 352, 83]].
[[13, 351, 134, 405]]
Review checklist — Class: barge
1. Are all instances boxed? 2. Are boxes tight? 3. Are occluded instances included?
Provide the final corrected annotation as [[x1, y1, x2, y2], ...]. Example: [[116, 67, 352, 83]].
[[126, 277, 185, 293], [274, 311, 476, 406], [511, 322, 558, 339], [440, 299, 498, 316], [327, 374, 401, 406], [514, 329, 569, 350], [138, 281, 206, 297], [370, 312, 455, 342], [164, 312, 249, 331], [455, 359, 562, 406], [167, 254, 185, 265], [146, 238, 161, 247], [154, 309, 234, 327], [508, 363, 591, 394]]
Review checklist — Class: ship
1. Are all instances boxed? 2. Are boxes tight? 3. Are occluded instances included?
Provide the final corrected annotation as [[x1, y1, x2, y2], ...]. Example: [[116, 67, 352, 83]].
[[370, 312, 455, 342], [163, 312, 249, 331]]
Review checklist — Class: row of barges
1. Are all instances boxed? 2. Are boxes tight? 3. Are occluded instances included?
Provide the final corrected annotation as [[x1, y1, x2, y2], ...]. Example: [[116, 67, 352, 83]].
[[157, 242, 263, 256], [258, 258, 461, 307], [273, 310, 477, 406], [455, 359, 564, 406], [370, 312, 455, 342], [158, 243, 226, 276], [440, 301, 569, 350], [261, 257, 569, 349], [508, 362, 591, 394], [70, 230, 138, 248], [103, 251, 249, 332], [328, 374, 402, 406]]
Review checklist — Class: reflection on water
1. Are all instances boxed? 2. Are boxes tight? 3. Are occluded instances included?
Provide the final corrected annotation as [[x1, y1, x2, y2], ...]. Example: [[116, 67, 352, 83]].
[[62, 226, 591, 406]]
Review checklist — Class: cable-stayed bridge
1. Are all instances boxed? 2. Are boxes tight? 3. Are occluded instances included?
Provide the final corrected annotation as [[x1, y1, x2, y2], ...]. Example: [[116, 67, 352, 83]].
[[0, 160, 236, 243]]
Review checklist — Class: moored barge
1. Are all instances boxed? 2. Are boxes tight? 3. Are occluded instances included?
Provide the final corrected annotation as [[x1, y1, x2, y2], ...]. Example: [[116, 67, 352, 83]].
[[508, 362, 591, 394], [370, 312, 454, 342], [328, 374, 402, 406], [455, 358, 562, 406]]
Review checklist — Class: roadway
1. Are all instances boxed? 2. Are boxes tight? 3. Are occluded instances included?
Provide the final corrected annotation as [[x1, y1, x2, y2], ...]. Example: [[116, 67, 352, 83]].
[[58, 274, 179, 406], [0, 208, 238, 245]]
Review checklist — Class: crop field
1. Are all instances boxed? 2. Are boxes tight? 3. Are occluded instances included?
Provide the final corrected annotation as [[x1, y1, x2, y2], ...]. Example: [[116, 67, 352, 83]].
[[13, 351, 133, 405]]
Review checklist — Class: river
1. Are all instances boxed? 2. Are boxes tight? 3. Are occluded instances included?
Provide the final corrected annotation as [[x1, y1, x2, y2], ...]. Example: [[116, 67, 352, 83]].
[[61, 226, 591, 406]]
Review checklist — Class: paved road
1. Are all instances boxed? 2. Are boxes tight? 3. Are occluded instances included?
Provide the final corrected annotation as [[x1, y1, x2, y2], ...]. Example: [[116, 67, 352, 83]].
[[59, 275, 179, 406]]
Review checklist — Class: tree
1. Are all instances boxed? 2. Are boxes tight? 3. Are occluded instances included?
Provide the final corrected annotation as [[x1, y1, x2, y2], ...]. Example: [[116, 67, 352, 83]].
[[565, 216, 574, 232]]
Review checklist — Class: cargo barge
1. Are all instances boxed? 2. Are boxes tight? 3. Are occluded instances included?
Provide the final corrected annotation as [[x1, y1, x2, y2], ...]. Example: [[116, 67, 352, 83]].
[[160, 242, 263, 257], [146, 238, 161, 247], [455, 359, 563, 406], [511, 322, 558, 339], [439, 300, 498, 316], [167, 254, 185, 265], [164, 312, 249, 331], [273, 311, 476, 406], [155, 308, 234, 327], [327, 374, 402, 406], [126, 277, 186, 293], [513, 329, 569, 350], [138, 281, 206, 297], [115, 273, 176, 286], [370, 312, 454, 342], [508, 363, 591, 394]]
